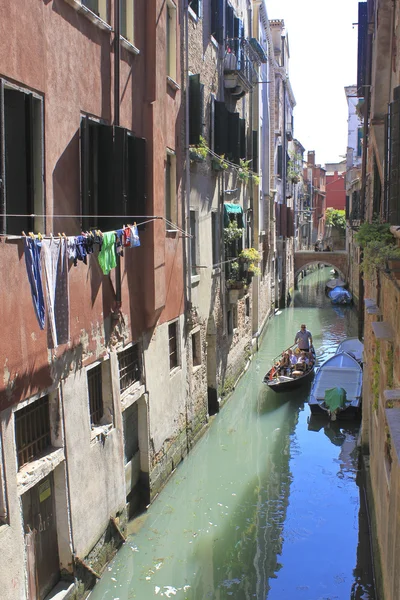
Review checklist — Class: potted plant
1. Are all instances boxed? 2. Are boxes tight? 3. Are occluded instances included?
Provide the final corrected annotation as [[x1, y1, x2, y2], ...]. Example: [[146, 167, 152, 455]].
[[238, 158, 251, 183], [189, 135, 208, 162], [224, 221, 243, 245], [287, 150, 302, 184]]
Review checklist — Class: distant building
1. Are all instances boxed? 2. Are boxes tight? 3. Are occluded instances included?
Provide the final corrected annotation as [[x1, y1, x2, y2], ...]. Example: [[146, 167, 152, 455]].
[[325, 163, 346, 211]]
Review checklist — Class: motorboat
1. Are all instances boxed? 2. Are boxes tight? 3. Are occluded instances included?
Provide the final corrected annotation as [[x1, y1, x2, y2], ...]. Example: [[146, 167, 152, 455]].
[[336, 338, 364, 365], [263, 345, 316, 393], [328, 286, 352, 305], [308, 352, 362, 419]]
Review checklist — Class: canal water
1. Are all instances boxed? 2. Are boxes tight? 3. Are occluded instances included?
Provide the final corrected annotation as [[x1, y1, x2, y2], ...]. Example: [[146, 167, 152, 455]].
[[89, 267, 376, 600]]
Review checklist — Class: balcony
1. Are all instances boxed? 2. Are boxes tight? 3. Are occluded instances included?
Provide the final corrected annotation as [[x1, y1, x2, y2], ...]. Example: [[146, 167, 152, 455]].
[[224, 38, 266, 97]]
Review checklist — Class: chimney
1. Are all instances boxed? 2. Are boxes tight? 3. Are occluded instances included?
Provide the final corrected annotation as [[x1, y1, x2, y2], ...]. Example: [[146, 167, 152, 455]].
[[307, 151, 315, 167]]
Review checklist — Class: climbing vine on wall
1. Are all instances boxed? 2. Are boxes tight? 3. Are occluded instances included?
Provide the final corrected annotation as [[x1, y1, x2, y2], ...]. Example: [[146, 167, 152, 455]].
[[386, 345, 394, 390]]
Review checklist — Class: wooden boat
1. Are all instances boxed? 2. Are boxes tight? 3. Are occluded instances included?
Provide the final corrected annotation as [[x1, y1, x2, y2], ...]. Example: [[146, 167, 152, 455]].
[[336, 338, 364, 365], [328, 286, 352, 305], [325, 278, 346, 291], [263, 346, 316, 393], [308, 352, 362, 419]]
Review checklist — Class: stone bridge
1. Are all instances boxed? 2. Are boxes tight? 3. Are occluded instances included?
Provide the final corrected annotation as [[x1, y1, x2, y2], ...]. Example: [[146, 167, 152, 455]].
[[294, 251, 349, 281]]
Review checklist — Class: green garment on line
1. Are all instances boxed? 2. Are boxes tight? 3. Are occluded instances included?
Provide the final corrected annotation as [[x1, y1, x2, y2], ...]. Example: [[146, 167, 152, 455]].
[[98, 231, 117, 275]]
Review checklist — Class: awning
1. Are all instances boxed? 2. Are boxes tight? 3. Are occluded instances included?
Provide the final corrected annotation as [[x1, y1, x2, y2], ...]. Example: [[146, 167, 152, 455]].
[[224, 203, 243, 227]]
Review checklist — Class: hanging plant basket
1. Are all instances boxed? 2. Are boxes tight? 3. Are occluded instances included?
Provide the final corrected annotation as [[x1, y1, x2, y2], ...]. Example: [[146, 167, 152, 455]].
[[189, 150, 206, 163]]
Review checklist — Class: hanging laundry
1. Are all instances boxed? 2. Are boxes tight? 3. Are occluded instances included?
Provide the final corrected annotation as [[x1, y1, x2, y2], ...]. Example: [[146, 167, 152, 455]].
[[67, 237, 77, 263], [24, 238, 45, 330], [123, 226, 131, 247], [115, 229, 124, 256], [41, 238, 70, 348], [98, 231, 117, 275], [75, 235, 88, 266], [130, 224, 141, 247]]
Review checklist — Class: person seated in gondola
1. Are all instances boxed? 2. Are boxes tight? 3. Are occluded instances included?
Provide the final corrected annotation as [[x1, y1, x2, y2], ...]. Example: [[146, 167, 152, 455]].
[[296, 351, 309, 372], [288, 348, 297, 368], [277, 352, 290, 375]]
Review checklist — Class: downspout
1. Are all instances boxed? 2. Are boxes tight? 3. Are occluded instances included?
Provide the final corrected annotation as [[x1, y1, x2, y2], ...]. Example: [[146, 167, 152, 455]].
[[281, 78, 287, 308], [114, 0, 122, 307], [0, 80, 5, 235], [184, 0, 191, 309]]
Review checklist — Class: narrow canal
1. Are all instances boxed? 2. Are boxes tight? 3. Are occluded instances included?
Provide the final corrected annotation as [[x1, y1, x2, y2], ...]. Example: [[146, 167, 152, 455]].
[[89, 267, 376, 600]]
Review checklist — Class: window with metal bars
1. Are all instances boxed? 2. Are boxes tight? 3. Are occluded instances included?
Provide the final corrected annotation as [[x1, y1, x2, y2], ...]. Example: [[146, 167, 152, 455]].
[[87, 364, 104, 425], [15, 396, 51, 469], [119, 345, 141, 393], [169, 321, 179, 370]]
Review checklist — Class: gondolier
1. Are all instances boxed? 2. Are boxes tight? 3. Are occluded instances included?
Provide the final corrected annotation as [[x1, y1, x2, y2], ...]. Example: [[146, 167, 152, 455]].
[[295, 324, 313, 352]]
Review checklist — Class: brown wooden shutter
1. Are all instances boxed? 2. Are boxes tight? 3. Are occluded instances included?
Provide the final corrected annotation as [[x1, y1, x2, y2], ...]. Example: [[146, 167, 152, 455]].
[[189, 74, 204, 145], [239, 118, 246, 159], [228, 111, 240, 164], [388, 87, 400, 225]]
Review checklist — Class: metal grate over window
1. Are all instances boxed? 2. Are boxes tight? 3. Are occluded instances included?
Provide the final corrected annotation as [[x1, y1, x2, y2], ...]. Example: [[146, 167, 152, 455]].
[[88, 364, 104, 425], [15, 396, 51, 469], [119, 345, 141, 393], [169, 322, 178, 370]]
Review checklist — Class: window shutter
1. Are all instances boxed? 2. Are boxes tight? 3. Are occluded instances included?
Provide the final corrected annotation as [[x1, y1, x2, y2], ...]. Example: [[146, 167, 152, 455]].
[[388, 87, 400, 225], [252, 130, 258, 173], [277, 145, 283, 178], [97, 124, 114, 231], [210, 94, 215, 151], [0, 80, 4, 234], [211, 0, 223, 44], [214, 101, 228, 156], [239, 118, 246, 159], [228, 111, 240, 164], [226, 4, 234, 42], [25, 93, 35, 224], [275, 203, 281, 237], [189, 74, 203, 145], [114, 126, 127, 223], [280, 203, 287, 237], [80, 116, 90, 230], [127, 135, 147, 228], [357, 2, 368, 96]]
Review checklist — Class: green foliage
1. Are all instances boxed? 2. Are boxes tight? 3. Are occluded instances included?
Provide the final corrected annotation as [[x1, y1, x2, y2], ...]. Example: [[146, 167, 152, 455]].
[[325, 208, 346, 231], [354, 219, 400, 276], [386, 345, 394, 389], [238, 158, 252, 182], [212, 154, 229, 170], [252, 174, 260, 186], [287, 150, 302, 182], [189, 135, 209, 161], [224, 220, 243, 244]]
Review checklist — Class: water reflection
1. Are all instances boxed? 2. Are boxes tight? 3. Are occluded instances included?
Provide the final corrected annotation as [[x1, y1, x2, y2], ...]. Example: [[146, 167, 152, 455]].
[[89, 267, 375, 600]]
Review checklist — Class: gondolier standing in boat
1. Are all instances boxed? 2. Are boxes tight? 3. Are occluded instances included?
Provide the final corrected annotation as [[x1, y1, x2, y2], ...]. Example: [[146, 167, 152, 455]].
[[295, 324, 313, 352]]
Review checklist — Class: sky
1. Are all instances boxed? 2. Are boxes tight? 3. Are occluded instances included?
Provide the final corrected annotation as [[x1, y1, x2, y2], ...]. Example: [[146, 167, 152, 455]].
[[265, 0, 360, 165]]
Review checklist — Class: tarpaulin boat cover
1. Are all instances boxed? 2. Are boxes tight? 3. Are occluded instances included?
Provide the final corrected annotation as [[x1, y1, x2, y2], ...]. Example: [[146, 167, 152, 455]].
[[328, 286, 352, 304], [324, 387, 347, 413]]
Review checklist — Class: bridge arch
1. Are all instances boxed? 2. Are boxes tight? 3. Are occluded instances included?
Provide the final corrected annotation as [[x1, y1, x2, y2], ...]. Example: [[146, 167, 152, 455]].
[[294, 251, 349, 281]]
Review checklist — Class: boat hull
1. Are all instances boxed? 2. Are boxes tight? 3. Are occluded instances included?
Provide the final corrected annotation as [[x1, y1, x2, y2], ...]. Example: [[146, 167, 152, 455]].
[[263, 364, 315, 392]]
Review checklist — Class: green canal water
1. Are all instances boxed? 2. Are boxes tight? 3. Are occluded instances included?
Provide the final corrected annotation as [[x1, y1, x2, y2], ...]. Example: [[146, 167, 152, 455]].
[[89, 267, 376, 599]]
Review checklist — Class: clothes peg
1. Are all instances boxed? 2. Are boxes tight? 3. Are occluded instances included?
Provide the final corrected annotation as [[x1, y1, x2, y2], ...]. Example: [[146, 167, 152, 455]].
[[134, 221, 136, 228], [28, 232, 35, 239], [22, 231, 27, 237], [62, 232, 66, 239], [37, 233, 43, 241]]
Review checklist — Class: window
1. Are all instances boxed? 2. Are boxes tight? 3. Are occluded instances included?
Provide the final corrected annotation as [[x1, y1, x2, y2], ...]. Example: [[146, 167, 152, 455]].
[[119, 345, 141, 393], [165, 150, 177, 228], [189, 75, 204, 145], [87, 364, 104, 425], [15, 396, 51, 469], [123, 402, 139, 464], [166, 0, 177, 82], [120, 0, 134, 43], [190, 210, 198, 275], [169, 321, 179, 370], [211, 0, 223, 43], [82, 0, 108, 21], [0, 82, 44, 235], [227, 310, 233, 334], [189, 0, 202, 18], [245, 296, 250, 317], [81, 118, 146, 231], [192, 330, 201, 367], [212, 211, 219, 266], [232, 305, 238, 329]]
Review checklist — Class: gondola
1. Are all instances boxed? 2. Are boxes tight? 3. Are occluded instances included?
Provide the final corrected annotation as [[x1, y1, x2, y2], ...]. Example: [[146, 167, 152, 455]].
[[263, 345, 316, 393]]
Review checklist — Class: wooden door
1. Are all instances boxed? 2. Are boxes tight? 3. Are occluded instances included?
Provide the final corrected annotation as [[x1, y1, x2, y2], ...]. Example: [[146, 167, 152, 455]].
[[22, 474, 60, 599]]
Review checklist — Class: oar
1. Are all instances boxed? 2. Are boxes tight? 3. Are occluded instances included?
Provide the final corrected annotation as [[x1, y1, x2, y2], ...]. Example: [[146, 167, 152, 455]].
[[271, 343, 296, 364]]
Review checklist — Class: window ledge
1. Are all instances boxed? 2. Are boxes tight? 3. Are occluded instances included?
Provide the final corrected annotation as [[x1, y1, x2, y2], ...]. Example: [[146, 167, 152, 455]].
[[167, 76, 180, 91], [121, 383, 146, 411], [188, 6, 199, 22], [64, 0, 112, 31], [385, 408, 400, 462], [371, 321, 394, 341], [90, 423, 113, 444], [120, 36, 140, 55], [170, 366, 181, 378], [191, 274, 201, 285], [17, 447, 65, 496]]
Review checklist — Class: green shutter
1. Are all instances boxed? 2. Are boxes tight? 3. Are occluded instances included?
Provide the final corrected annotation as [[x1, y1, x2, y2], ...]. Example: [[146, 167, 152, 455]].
[[277, 145, 283, 178], [211, 0, 223, 44], [214, 101, 228, 156], [252, 130, 258, 173], [228, 111, 240, 164], [97, 124, 114, 231], [239, 118, 246, 159], [189, 74, 203, 146], [114, 125, 127, 222], [80, 116, 90, 230], [388, 88, 400, 225]]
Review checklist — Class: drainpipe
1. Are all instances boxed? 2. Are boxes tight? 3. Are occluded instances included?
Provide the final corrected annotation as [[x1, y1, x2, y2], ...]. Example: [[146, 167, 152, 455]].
[[114, 0, 122, 307], [281, 78, 287, 308], [0, 80, 5, 235], [184, 0, 191, 310]]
